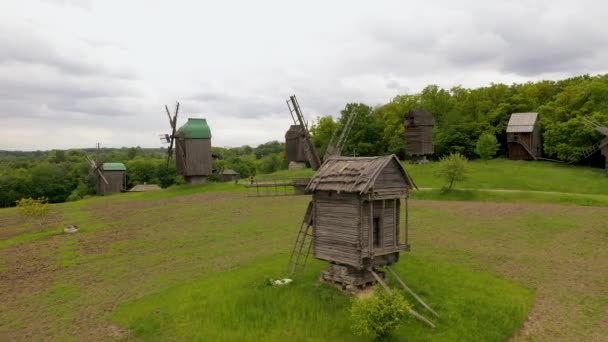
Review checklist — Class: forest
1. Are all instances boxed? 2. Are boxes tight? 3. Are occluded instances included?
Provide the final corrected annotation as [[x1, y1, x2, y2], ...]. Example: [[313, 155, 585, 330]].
[[1, 73, 607, 207]]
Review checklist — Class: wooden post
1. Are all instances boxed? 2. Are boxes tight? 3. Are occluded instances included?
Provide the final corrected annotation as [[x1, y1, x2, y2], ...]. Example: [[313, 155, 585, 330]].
[[381, 199, 385, 248], [405, 196, 409, 246], [369, 198, 374, 257], [387, 266, 439, 317], [393, 199, 397, 247], [371, 269, 436, 329]]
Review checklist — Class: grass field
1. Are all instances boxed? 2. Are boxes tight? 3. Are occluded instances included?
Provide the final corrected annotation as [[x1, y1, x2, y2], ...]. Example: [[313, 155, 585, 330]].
[[1, 160, 607, 341], [1, 188, 607, 340], [267, 159, 608, 195]]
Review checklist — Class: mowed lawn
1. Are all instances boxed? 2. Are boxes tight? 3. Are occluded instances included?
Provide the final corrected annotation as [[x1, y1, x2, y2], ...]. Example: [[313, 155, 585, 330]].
[[268, 159, 608, 194], [0, 185, 607, 341]]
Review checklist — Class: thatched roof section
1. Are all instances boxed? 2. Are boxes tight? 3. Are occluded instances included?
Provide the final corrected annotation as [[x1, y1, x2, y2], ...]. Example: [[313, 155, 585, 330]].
[[285, 125, 304, 139], [306, 155, 416, 194], [222, 169, 239, 175], [507, 112, 538, 133]]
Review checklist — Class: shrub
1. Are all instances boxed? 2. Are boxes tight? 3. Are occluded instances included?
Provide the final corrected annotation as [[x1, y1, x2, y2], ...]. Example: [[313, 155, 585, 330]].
[[436, 152, 468, 191], [475, 132, 499, 161], [350, 288, 410, 340], [16, 197, 50, 219]]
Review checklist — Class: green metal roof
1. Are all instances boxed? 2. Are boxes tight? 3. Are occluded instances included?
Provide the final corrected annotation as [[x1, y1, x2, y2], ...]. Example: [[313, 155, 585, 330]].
[[103, 162, 127, 171], [177, 118, 211, 139]]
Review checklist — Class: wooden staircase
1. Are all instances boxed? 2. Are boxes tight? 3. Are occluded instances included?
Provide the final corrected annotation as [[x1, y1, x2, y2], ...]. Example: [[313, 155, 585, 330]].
[[510, 135, 538, 160]]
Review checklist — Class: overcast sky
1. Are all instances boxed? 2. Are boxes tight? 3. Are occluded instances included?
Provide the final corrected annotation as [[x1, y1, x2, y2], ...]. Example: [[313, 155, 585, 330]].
[[1, 0, 606, 150]]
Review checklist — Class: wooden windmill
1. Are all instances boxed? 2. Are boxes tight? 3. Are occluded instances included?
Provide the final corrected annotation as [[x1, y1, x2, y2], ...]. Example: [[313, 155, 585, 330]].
[[85, 145, 108, 190], [581, 116, 608, 171], [161, 102, 213, 184], [285, 95, 357, 169], [85, 143, 126, 195], [404, 109, 435, 163], [286, 95, 322, 170], [286, 155, 437, 326]]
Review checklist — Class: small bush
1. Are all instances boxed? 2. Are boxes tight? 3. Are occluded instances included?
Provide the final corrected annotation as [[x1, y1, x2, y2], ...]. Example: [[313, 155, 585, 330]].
[[436, 152, 468, 191], [16, 197, 51, 219], [475, 132, 499, 161], [350, 288, 410, 340]]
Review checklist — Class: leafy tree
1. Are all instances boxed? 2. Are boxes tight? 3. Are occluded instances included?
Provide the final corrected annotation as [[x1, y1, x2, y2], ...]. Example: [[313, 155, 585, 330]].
[[341, 103, 383, 156], [350, 289, 411, 340], [310, 116, 339, 158], [475, 132, 500, 161], [437, 152, 468, 191]]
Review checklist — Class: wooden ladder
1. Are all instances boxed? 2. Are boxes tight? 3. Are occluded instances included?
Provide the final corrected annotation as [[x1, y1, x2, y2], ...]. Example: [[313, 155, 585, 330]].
[[582, 141, 602, 158], [287, 201, 314, 277]]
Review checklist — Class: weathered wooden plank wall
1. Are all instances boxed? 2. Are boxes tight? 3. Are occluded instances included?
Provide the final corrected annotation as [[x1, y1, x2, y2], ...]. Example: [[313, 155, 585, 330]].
[[97, 171, 124, 195], [176, 139, 212, 176]]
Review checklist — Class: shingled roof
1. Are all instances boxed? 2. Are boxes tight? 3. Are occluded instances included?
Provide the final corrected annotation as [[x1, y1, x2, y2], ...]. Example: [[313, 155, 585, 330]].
[[305, 155, 416, 194], [507, 112, 539, 133]]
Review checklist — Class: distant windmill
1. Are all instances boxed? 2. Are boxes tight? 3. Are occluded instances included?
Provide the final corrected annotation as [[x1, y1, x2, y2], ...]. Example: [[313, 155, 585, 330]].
[[85, 143, 127, 195], [286, 95, 322, 171], [85, 143, 108, 187], [160, 102, 213, 184], [581, 116, 608, 171]]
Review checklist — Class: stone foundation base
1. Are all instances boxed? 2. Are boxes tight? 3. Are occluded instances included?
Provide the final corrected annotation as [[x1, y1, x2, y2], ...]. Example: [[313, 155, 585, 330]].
[[288, 161, 307, 170], [320, 264, 385, 295]]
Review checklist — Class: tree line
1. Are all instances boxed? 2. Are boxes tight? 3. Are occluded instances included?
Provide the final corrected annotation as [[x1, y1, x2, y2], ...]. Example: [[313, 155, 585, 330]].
[[0, 143, 287, 207], [1, 73, 606, 206], [310, 74, 608, 163]]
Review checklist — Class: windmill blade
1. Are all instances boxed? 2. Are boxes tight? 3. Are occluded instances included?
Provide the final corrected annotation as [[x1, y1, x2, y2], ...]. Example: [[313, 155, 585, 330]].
[[166, 135, 175, 168], [165, 105, 174, 128], [96, 168, 109, 185], [171, 102, 179, 136], [85, 155, 109, 185]]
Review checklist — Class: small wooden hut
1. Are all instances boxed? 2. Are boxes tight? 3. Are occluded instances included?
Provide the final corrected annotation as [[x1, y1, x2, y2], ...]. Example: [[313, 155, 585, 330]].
[[97, 162, 126, 195], [220, 169, 239, 182], [285, 125, 307, 168], [404, 109, 434, 162], [305, 155, 416, 287], [506, 112, 541, 160], [175, 118, 212, 184]]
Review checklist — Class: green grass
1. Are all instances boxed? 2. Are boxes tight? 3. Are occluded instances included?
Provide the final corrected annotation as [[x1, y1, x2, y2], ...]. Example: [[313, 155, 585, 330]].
[[2, 162, 608, 340], [112, 255, 532, 342], [407, 159, 608, 194], [412, 189, 608, 207], [262, 159, 608, 195]]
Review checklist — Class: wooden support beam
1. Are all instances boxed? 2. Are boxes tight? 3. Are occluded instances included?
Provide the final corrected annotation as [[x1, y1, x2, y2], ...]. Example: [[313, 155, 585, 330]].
[[370, 269, 436, 329], [369, 199, 374, 257], [370, 269, 390, 292], [386, 266, 439, 317], [393, 199, 397, 247], [405, 196, 409, 246]]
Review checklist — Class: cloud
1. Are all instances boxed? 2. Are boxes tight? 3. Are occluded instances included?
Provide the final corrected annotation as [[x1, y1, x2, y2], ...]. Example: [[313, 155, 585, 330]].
[[0, 0, 607, 150]]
